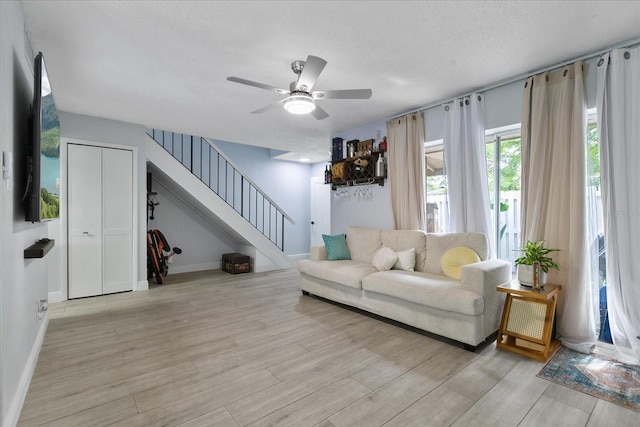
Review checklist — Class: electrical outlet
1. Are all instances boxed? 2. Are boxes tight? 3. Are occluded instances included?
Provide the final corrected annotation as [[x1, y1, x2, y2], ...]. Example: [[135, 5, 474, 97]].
[[37, 299, 48, 321]]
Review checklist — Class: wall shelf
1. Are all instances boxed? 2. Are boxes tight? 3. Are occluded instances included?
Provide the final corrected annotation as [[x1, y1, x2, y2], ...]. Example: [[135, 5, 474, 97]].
[[329, 152, 386, 190], [24, 239, 55, 259]]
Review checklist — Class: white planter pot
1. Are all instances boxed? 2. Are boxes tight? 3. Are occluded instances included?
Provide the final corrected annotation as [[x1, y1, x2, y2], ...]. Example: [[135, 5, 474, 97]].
[[517, 264, 546, 288]]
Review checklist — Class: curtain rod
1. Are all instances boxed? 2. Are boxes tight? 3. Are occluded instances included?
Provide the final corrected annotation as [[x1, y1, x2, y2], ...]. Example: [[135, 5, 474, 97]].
[[389, 37, 640, 120]]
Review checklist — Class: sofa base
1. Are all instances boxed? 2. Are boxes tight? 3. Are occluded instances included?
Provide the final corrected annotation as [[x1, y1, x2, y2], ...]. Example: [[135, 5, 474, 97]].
[[300, 276, 495, 349]]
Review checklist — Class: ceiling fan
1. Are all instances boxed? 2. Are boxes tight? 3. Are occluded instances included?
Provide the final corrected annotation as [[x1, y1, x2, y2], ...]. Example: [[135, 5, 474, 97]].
[[227, 55, 372, 120]]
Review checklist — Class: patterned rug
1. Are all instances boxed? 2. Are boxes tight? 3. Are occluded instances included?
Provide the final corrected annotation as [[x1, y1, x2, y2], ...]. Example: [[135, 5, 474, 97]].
[[537, 346, 640, 412]]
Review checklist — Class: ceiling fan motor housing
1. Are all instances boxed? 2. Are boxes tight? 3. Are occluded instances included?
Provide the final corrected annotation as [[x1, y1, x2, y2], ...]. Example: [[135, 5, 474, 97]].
[[291, 60, 306, 75]]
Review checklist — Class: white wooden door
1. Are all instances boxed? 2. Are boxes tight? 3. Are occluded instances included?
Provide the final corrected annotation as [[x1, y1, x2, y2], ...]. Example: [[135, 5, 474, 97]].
[[68, 144, 134, 298], [310, 176, 330, 246], [102, 148, 133, 294], [68, 144, 103, 298]]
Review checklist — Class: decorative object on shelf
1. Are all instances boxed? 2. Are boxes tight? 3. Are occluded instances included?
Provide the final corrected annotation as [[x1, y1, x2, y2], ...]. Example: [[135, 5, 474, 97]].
[[353, 187, 373, 201], [334, 188, 351, 201], [379, 136, 387, 152], [332, 137, 344, 160], [357, 139, 374, 157], [375, 153, 385, 177], [353, 158, 369, 175], [331, 162, 345, 182], [514, 240, 560, 287], [333, 186, 374, 202], [346, 139, 358, 158], [324, 165, 332, 184]]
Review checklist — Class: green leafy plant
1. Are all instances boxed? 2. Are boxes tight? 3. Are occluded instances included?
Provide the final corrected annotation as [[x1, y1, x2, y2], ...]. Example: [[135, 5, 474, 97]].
[[514, 240, 560, 273]]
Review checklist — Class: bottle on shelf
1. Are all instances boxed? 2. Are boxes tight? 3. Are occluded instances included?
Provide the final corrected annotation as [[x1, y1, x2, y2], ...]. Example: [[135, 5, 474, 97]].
[[379, 136, 387, 152], [324, 165, 332, 184], [375, 153, 386, 177]]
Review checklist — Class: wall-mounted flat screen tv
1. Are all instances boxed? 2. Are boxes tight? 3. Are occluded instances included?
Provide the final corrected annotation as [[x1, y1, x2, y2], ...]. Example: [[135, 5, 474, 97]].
[[24, 51, 60, 222]]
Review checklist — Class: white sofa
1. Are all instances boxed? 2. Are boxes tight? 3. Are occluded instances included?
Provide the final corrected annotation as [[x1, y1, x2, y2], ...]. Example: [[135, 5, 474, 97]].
[[297, 226, 512, 349]]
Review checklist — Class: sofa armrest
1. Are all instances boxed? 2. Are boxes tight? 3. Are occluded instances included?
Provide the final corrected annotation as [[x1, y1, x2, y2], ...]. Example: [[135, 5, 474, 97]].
[[460, 258, 512, 336], [460, 259, 511, 296], [309, 245, 328, 261]]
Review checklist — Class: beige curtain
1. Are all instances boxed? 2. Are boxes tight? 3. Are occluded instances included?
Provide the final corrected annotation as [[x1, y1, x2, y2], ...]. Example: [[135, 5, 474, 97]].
[[521, 62, 597, 353], [386, 113, 426, 230]]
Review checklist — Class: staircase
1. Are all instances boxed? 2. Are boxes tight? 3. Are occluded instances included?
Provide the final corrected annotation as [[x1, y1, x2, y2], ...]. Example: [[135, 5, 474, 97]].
[[146, 129, 295, 270]]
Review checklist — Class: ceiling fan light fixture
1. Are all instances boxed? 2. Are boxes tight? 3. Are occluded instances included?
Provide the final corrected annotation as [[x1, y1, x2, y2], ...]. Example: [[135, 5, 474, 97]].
[[283, 93, 316, 115]]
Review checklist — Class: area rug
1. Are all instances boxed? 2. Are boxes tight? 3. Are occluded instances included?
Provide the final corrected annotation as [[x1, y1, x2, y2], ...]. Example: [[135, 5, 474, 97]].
[[537, 346, 640, 412]]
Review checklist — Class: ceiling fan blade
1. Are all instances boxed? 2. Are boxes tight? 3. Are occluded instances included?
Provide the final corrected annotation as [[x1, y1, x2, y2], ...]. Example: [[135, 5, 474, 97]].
[[295, 55, 327, 92], [251, 99, 286, 114], [227, 77, 290, 95], [312, 89, 372, 100], [311, 104, 329, 120]]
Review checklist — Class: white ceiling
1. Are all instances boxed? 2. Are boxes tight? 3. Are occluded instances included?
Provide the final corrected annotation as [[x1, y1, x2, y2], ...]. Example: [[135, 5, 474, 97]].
[[21, 1, 640, 163]]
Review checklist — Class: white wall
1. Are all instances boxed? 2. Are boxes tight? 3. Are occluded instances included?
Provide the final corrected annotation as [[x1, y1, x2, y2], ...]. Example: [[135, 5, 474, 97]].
[[328, 119, 395, 234], [147, 175, 237, 273], [1, 1, 51, 424]]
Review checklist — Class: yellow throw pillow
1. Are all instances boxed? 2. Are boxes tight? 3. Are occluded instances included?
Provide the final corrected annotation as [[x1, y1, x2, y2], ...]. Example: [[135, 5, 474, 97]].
[[440, 246, 481, 280]]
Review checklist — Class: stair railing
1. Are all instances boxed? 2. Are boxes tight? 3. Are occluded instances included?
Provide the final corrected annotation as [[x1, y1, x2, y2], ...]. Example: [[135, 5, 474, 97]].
[[147, 129, 294, 252]]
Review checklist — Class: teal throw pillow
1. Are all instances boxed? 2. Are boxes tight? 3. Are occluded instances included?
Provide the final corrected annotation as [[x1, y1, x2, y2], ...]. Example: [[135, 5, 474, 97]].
[[322, 233, 351, 261]]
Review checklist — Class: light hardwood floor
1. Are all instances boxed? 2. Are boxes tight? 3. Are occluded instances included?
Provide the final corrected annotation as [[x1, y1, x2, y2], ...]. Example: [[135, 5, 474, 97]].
[[19, 269, 639, 426]]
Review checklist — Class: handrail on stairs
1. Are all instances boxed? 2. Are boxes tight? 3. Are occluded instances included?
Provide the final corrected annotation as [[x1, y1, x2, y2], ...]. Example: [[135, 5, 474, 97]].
[[147, 129, 294, 252]]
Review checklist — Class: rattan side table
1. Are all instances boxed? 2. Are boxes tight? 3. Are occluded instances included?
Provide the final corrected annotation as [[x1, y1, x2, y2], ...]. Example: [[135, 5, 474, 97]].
[[496, 279, 562, 362]]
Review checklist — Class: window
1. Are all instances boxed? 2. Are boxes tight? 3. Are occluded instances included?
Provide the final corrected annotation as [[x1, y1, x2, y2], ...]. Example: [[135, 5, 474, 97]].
[[486, 127, 522, 265], [425, 143, 448, 233], [585, 112, 610, 343]]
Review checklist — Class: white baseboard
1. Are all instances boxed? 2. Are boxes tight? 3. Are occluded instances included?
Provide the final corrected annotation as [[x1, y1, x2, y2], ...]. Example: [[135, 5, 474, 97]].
[[253, 263, 279, 273], [5, 312, 49, 427], [47, 291, 64, 303], [136, 279, 149, 291], [288, 252, 309, 262], [169, 262, 220, 274]]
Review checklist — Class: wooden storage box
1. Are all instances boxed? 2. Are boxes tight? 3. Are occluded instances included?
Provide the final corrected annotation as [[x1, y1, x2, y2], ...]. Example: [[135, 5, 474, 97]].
[[222, 253, 250, 274]]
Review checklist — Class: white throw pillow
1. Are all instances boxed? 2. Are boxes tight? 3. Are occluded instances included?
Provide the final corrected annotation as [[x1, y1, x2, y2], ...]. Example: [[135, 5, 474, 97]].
[[372, 247, 398, 271], [393, 248, 416, 271]]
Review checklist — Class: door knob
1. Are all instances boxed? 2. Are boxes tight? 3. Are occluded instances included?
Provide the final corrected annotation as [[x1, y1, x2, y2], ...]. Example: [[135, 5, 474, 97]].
[[310, 221, 315, 225]]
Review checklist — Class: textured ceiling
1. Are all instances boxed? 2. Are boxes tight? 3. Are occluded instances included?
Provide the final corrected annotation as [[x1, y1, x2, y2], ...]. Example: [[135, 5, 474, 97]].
[[21, 1, 640, 163]]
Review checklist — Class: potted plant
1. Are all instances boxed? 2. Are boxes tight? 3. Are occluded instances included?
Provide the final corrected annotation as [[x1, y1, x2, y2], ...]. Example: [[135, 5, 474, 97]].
[[514, 240, 560, 287]]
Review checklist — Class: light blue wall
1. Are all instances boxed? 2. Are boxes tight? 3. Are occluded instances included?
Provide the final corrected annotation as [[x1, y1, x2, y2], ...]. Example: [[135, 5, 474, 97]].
[[213, 139, 312, 255], [330, 56, 603, 233], [147, 175, 237, 272]]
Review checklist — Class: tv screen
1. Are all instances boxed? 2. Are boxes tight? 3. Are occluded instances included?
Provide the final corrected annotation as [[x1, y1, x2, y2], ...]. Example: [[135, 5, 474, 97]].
[[25, 51, 60, 222]]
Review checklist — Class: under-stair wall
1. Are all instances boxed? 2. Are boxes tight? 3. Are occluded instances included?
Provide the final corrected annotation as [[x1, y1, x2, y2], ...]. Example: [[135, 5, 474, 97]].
[[146, 131, 299, 271]]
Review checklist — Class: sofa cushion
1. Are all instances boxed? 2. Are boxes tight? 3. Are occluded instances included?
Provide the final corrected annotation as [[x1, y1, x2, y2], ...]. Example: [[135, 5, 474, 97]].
[[441, 246, 481, 280], [372, 247, 398, 271], [393, 248, 416, 271], [362, 271, 484, 316], [381, 229, 427, 272], [425, 233, 488, 275], [322, 233, 351, 261], [297, 259, 376, 290], [346, 226, 382, 264]]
